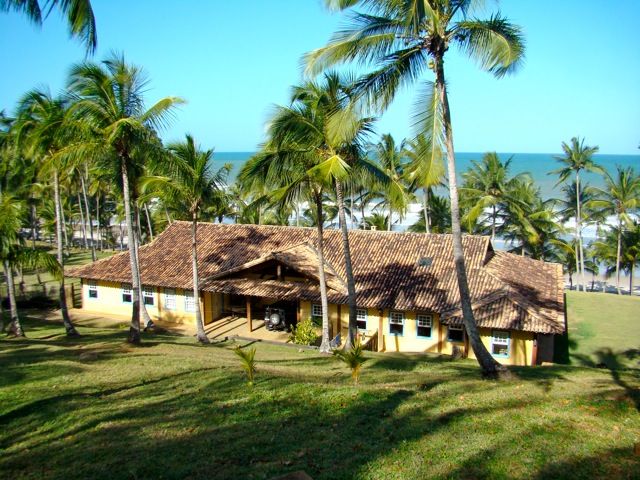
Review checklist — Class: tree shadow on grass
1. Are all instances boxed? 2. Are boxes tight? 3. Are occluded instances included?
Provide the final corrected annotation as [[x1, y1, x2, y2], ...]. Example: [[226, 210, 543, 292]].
[[571, 348, 640, 412]]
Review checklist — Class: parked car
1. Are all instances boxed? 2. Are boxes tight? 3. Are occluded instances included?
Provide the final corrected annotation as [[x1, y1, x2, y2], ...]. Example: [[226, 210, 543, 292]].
[[264, 306, 292, 331]]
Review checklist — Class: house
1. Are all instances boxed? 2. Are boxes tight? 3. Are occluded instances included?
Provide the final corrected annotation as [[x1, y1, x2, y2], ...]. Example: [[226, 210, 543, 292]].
[[67, 221, 565, 366]]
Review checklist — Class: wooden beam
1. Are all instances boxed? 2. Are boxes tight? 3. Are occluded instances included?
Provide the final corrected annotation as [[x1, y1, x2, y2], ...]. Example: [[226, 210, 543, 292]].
[[531, 334, 538, 366], [246, 297, 252, 332]]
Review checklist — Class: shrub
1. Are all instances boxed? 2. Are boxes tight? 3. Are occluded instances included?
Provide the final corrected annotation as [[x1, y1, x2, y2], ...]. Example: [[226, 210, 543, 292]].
[[233, 345, 257, 386], [333, 338, 368, 384], [289, 317, 319, 345]]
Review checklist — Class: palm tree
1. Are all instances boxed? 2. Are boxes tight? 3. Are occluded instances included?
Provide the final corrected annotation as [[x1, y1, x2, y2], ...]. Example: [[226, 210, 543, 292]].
[[504, 178, 562, 261], [460, 152, 527, 239], [15, 89, 80, 336], [0, 192, 61, 336], [142, 134, 230, 344], [1, 0, 97, 54], [244, 74, 381, 351], [405, 134, 445, 233], [550, 137, 601, 292], [589, 167, 640, 294], [305, 0, 525, 376], [371, 133, 409, 231], [67, 53, 184, 343], [409, 192, 451, 233]]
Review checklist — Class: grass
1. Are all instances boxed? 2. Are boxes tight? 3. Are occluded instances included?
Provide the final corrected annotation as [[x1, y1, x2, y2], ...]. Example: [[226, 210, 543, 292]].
[[566, 291, 640, 369], [1, 317, 638, 480]]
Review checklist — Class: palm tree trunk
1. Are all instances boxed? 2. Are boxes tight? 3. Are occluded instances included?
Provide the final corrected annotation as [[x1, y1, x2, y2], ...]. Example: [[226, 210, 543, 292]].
[[53, 170, 79, 336], [3, 260, 24, 337], [192, 210, 209, 343], [77, 188, 88, 250], [491, 204, 496, 240], [60, 198, 69, 255], [164, 207, 172, 225], [435, 58, 502, 377], [335, 180, 358, 350], [0, 287, 5, 333], [121, 158, 142, 343], [423, 188, 430, 234], [133, 206, 154, 329], [576, 172, 585, 291], [80, 166, 97, 261], [144, 203, 154, 242], [96, 192, 102, 251], [387, 205, 392, 231], [616, 217, 622, 295], [314, 192, 331, 353]]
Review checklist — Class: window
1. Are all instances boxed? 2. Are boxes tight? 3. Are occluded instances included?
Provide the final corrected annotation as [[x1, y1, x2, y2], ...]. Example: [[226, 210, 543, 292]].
[[356, 308, 367, 331], [416, 314, 433, 338], [88, 280, 98, 299], [311, 304, 323, 326], [142, 286, 154, 306], [448, 325, 464, 343], [491, 330, 510, 357], [164, 288, 176, 310], [184, 291, 196, 312], [121, 283, 132, 304], [389, 311, 404, 336]]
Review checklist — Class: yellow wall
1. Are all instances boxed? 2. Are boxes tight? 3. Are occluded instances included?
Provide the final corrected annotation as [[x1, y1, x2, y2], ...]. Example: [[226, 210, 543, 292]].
[[466, 328, 534, 366], [379, 309, 442, 354], [82, 280, 206, 325]]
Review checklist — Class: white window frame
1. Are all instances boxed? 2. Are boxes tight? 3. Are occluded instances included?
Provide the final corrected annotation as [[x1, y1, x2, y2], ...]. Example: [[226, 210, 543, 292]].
[[121, 283, 132, 304], [184, 291, 196, 312], [389, 311, 404, 336], [416, 314, 433, 338], [142, 286, 155, 306], [88, 280, 98, 300], [356, 308, 367, 331], [447, 324, 464, 343], [311, 303, 323, 318], [164, 288, 176, 311], [491, 330, 510, 358]]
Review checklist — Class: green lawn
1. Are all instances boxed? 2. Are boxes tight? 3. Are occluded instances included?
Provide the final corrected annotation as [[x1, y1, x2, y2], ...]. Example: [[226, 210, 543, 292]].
[[1, 318, 638, 480], [566, 291, 640, 369]]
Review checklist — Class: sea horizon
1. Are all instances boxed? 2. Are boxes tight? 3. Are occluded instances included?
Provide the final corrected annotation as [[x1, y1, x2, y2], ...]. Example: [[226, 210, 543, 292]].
[[212, 151, 640, 200]]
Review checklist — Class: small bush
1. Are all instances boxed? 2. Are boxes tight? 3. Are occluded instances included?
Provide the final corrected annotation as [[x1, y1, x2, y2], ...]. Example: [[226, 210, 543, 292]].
[[234, 345, 257, 386], [333, 338, 368, 384], [289, 317, 319, 345]]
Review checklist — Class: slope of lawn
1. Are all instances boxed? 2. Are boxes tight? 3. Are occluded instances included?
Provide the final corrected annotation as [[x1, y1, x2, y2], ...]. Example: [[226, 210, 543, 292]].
[[566, 291, 640, 369], [0, 318, 638, 480]]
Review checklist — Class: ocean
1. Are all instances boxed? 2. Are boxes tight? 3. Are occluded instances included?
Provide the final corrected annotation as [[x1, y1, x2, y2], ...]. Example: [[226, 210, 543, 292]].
[[213, 151, 640, 200]]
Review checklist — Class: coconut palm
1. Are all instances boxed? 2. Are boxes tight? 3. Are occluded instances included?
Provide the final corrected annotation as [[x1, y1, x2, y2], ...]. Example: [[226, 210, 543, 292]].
[[409, 192, 451, 233], [589, 167, 640, 294], [14, 89, 80, 336], [67, 53, 184, 343], [405, 134, 445, 233], [245, 73, 381, 351], [592, 223, 640, 295], [550, 137, 601, 292], [305, 0, 525, 376], [370, 133, 410, 231], [0, 192, 61, 336], [142, 134, 231, 343], [1, 0, 97, 54], [460, 152, 527, 239]]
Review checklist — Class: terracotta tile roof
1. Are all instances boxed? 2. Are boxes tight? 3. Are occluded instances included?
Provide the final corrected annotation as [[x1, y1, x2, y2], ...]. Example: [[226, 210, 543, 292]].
[[67, 221, 564, 334]]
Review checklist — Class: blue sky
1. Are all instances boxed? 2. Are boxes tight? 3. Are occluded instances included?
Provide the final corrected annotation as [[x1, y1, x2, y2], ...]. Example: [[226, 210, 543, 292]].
[[1, 0, 639, 154]]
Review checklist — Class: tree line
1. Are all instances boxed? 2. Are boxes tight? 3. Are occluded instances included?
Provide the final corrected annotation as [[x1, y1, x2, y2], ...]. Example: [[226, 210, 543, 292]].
[[2, 1, 639, 377]]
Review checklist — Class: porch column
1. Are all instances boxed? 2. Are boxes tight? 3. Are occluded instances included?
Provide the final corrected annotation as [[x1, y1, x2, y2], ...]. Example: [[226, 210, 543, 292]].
[[377, 309, 384, 352], [246, 297, 253, 332]]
